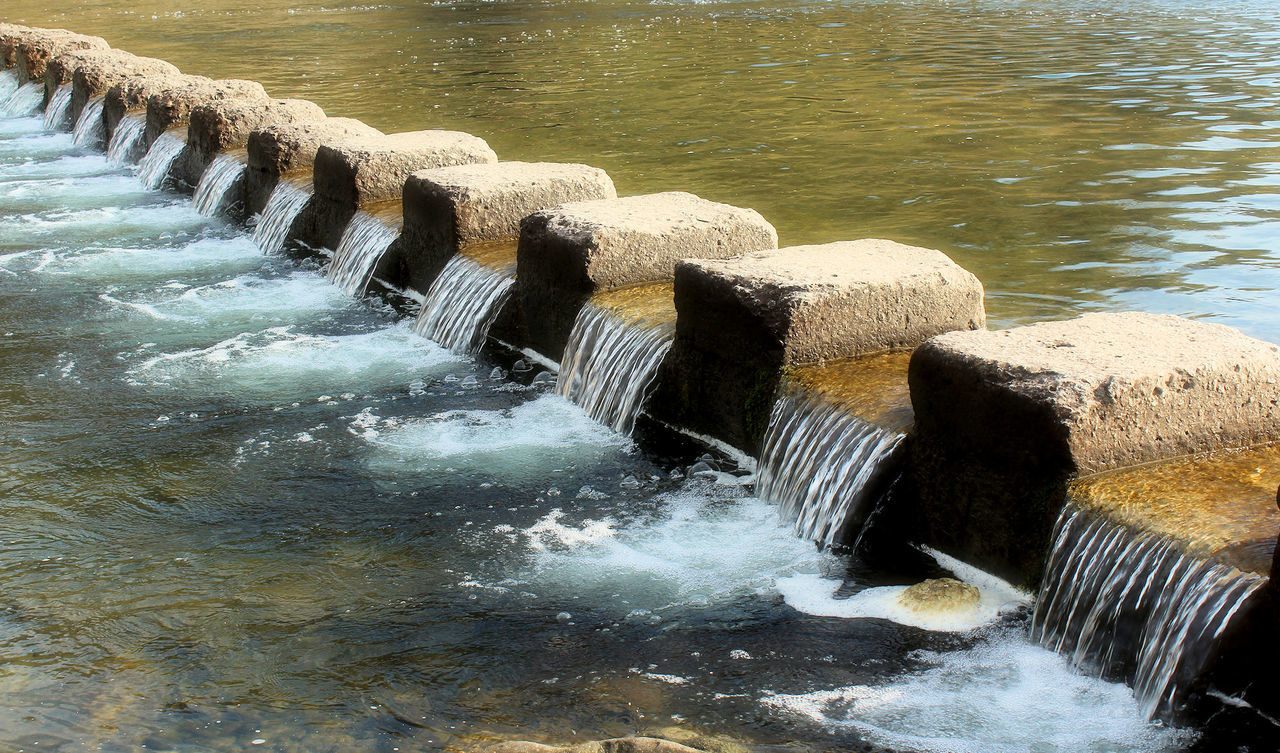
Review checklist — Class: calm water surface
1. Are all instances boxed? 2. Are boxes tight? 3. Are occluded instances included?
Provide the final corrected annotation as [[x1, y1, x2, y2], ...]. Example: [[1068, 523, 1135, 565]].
[[0, 1, 1277, 751]]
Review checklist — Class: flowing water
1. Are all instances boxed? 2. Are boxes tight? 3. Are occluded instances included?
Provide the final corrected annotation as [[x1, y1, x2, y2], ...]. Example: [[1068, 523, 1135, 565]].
[[414, 250, 516, 354], [71, 95, 106, 147], [328, 208, 401, 296], [136, 130, 186, 190], [42, 83, 72, 131], [2, 80, 43, 116], [106, 113, 146, 165], [253, 179, 311, 255], [192, 152, 247, 216], [0, 68, 19, 99]]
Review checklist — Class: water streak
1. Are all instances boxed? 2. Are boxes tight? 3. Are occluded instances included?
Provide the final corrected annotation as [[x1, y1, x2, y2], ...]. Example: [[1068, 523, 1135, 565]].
[[192, 153, 246, 216], [414, 254, 515, 354], [327, 210, 399, 296], [137, 132, 186, 190], [253, 181, 310, 255], [71, 96, 106, 147], [106, 114, 147, 165], [757, 392, 905, 548], [557, 303, 673, 435], [42, 84, 73, 130], [0, 69, 19, 100], [2, 81, 44, 117], [1032, 507, 1264, 720]]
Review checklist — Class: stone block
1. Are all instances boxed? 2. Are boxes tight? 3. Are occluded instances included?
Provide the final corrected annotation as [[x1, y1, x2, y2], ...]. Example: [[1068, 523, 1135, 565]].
[[290, 130, 497, 254], [242, 117, 382, 218], [171, 98, 325, 193], [906, 312, 1280, 586], [379, 160, 616, 294], [515, 191, 778, 361], [16, 29, 107, 83], [652, 239, 984, 452], [67, 50, 179, 124], [144, 77, 268, 150], [0, 24, 34, 69], [102, 70, 189, 136]]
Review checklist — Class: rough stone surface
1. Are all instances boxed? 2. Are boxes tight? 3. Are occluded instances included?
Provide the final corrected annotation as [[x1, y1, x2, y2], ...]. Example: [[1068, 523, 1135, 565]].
[[516, 191, 778, 361], [907, 312, 1280, 586], [243, 117, 382, 217], [487, 739, 705, 753], [652, 240, 984, 450], [288, 130, 497, 254], [16, 29, 108, 83], [170, 98, 325, 194], [144, 77, 268, 150], [380, 161, 616, 294], [1, 24, 34, 69], [66, 50, 179, 125], [102, 70, 189, 136]]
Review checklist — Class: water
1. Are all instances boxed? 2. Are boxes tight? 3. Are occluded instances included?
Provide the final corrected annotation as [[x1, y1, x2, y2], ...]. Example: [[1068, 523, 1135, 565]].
[[2, 81, 44, 117], [557, 302, 674, 436], [327, 209, 400, 296], [42, 83, 73, 131], [757, 392, 905, 548], [253, 180, 311, 255], [71, 95, 106, 148], [192, 152, 247, 216], [136, 130, 186, 190], [106, 113, 146, 165], [0, 68, 19, 100], [414, 253, 516, 354], [1032, 506, 1265, 720]]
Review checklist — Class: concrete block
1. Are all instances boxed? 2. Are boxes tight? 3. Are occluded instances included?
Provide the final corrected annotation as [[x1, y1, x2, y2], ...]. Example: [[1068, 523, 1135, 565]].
[[171, 98, 325, 193], [144, 77, 268, 150], [15, 28, 107, 82], [66, 50, 179, 125], [243, 117, 382, 217], [102, 70, 189, 136], [0, 24, 34, 69]]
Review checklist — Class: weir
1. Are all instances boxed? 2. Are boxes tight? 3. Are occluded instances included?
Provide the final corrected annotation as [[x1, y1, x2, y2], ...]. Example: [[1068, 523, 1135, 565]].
[[327, 204, 401, 296], [413, 242, 516, 354], [138, 130, 187, 190], [253, 179, 311, 255], [192, 151, 247, 216], [3, 81, 43, 116], [43, 82, 71, 130], [106, 113, 146, 164], [71, 94, 104, 146]]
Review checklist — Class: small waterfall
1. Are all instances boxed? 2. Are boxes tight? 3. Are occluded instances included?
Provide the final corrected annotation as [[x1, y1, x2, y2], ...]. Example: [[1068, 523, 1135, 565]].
[[2, 81, 45, 116], [43, 84, 73, 130], [1032, 507, 1265, 719], [253, 181, 311, 255], [557, 302, 674, 435], [414, 253, 516, 354], [107, 114, 147, 165], [0, 69, 19, 100], [757, 392, 905, 547], [137, 131, 186, 190], [192, 153, 246, 216], [327, 210, 400, 296], [71, 96, 106, 147]]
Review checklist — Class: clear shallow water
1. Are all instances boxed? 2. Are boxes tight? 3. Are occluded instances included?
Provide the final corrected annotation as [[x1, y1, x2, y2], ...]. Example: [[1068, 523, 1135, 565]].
[[0, 105, 1201, 752]]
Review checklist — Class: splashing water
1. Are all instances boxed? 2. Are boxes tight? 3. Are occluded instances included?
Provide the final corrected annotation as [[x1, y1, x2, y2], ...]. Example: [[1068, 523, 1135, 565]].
[[557, 302, 674, 435], [192, 153, 246, 216], [0, 69, 19, 100], [327, 210, 399, 296], [43, 84, 73, 131], [414, 254, 515, 354], [2, 82, 45, 117], [137, 132, 186, 190], [757, 391, 905, 548], [71, 96, 106, 147], [253, 181, 310, 255], [106, 114, 147, 165], [1032, 506, 1264, 720]]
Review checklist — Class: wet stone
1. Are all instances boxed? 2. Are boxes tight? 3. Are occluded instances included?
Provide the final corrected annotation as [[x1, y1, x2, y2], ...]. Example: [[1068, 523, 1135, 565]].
[[67, 51, 179, 128], [243, 116, 383, 217], [102, 70, 189, 137], [173, 98, 325, 196], [0, 24, 34, 68], [15, 28, 108, 83], [144, 77, 268, 150]]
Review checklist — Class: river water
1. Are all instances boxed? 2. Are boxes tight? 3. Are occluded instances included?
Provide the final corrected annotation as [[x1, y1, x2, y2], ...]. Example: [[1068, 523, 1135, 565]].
[[1, 0, 1278, 751]]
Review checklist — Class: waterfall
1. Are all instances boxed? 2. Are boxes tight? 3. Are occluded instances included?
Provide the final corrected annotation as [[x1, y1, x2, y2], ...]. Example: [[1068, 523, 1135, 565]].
[[0, 69, 19, 100], [193, 153, 246, 216], [557, 302, 674, 435], [253, 181, 311, 255], [1032, 506, 1264, 720], [2, 81, 45, 116], [71, 96, 106, 147], [327, 210, 399, 296], [414, 253, 516, 354], [137, 131, 186, 190], [43, 84, 73, 130], [107, 114, 147, 165], [757, 391, 906, 547]]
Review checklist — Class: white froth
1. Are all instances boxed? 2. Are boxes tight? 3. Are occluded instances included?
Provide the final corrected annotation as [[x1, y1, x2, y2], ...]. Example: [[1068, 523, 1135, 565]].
[[42, 236, 264, 280]]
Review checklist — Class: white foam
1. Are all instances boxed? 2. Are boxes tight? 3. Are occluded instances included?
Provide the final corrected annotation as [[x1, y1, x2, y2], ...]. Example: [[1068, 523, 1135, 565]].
[[101, 270, 351, 326], [0, 203, 208, 248], [40, 235, 264, 280], [762, 630, 1193, 753]]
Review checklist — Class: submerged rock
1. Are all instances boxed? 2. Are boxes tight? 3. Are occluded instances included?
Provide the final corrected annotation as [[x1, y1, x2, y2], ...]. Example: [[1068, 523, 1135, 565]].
[[898, 577, 981, 616]]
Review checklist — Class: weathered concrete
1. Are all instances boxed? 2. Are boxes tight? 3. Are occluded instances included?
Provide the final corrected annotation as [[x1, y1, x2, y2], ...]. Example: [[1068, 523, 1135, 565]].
[[906, 312, 1280, 586], [516, 191, 778, 361], [286, 130, 497, 255], [170, 98, 325, 195], [102, 70, 189, 137], [143, 77, 268, 151], [379, 161, 616, 294], [242, 117, 383, 217], [652, 239, 984, 450], [0, 24, 33, 69], [15, 29, 108, 83], [66, 50, 179, 125]]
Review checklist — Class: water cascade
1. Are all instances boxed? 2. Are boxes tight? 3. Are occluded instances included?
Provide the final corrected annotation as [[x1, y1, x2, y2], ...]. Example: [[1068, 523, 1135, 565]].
[[137, 131, 186, 190], [106, 114, 147, 164], [0, 69, 19, 99], [327, 209, 400, 296], [414, 246, 516, 354], [43, 84, 73, 130], [192, 153, 247, 216], [71, 95, 106, 147], [1031, 506, 1265, 719], [557, 286, 675, 435], [2, 81, 44, 117], [253, 180, 311, 255]]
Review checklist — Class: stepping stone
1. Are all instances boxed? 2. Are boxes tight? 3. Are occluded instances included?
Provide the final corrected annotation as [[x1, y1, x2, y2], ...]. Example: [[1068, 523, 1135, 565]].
[[243, 117, 383, 216], [102, 70, 189, 136], [172, 97, 325, 192], [14, 28, 108, 82], [144, 76, 268, 149], [64, 50, 179, 125]]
